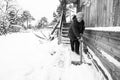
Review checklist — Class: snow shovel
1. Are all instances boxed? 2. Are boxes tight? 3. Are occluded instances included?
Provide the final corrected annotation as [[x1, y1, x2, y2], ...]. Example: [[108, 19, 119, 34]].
[[71, 37, 92, 66], [71, 37, 83, 65]]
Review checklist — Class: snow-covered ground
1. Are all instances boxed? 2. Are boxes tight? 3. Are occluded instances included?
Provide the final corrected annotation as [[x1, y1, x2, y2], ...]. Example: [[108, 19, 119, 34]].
[[0, 29, 100, 80]]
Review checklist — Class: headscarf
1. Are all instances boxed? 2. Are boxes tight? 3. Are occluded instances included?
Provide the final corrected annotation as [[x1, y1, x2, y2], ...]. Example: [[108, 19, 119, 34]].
[[76, 12, 84, 19]]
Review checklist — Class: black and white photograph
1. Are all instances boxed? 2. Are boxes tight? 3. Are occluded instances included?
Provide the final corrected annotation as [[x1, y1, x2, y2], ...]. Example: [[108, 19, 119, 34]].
[[0, 0, 120, 80]]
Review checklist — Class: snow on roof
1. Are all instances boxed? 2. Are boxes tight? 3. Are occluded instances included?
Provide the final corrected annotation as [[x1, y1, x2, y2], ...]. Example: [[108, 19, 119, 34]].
[[86, 27, 120, 32]]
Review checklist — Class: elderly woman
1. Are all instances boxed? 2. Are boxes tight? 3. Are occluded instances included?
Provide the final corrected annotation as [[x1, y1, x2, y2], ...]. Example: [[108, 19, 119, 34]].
[[68, 12, 85, 55]]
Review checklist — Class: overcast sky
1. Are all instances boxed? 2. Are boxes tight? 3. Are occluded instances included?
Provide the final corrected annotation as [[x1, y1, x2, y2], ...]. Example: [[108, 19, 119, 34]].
[[17, 0, 59, 23]]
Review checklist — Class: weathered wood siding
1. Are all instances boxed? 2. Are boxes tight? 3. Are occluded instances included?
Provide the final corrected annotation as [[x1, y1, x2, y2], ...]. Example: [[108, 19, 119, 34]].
[[113, 0, 120, 26], [80, 0, 120, 79], [83, 29, 120, 80], [81, 0, 118, 27]]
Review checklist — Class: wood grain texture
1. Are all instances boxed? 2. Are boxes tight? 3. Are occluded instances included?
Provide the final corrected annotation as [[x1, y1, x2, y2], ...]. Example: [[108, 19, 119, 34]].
[[84, 30, 120, 61], [83, 29, 120, 80], [83, 0, 116, 27]]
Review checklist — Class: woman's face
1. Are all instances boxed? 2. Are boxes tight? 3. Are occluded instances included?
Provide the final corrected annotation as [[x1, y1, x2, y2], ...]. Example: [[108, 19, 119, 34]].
[[76, 15, 83, 22], [76, 12, 84, 22]]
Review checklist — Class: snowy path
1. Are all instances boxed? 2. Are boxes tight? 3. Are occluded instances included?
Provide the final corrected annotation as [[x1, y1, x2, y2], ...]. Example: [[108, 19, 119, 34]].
[[0, 30, 96, 80]]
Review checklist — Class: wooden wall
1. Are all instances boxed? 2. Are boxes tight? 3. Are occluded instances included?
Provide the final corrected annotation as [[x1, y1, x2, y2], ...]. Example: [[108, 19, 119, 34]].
[[113, 0, 120, 26], [81, 0, 120, 27], [79, 0, 120, 79], [83, 29, 120, 80]]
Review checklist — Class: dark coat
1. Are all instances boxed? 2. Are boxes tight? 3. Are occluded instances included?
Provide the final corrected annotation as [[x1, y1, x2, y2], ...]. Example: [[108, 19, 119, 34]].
[[68, 17, 85, 41]]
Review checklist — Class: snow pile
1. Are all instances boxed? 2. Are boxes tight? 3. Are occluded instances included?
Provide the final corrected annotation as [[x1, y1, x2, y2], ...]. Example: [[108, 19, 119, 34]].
[[86, 27, 120, 32], [0, 30, 96, 80], [40, 42, 96, 80], [61, 64, 95, 80]]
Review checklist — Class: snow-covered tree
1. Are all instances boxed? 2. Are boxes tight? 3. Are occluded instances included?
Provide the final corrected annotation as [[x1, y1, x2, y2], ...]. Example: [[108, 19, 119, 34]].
[[21, 10, 35, 29], [50, 12, 58, 25], [8, 10, 17, 25], [0, 0, 17, 34], [37, 17, 48, 28]]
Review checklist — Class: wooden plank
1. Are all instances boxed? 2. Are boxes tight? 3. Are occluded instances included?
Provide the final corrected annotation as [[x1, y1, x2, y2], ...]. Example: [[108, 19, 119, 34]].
[[63, 23, 70, 27], [98, 36, 120, 50], [109, 0, 113, 26], [83, 34, 120, 62], [50, 20, 60, 35], [61, 37, 70, 40], [85, 30, 120, 38], [62, 27, 70, 30], [84, 32, 120, 48], [106, 0, 109, 26], [62, 30, 69, 32], [84, 38, 120, 80], [62, 32, 69, 35], [84, 30, 120, 62], [61, 34, 68, 37], [113, 0, 119, 26], [106, 0, 113, 26], [84, 30, 120, 43], [109, 32, 120, 38], [85, 4, 91, 27], [96, 41, 120, 62], [83, 0, 114, 27]]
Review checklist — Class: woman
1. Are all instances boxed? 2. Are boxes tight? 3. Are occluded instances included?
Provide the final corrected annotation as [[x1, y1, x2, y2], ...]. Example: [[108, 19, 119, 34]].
[[68, 12, 85, 55]]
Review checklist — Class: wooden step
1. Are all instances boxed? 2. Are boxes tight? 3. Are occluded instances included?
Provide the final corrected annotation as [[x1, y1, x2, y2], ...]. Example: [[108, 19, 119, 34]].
[[61, 34, 68, 37], [61, 37, 70, 40], [62, 32, 68, 35], [62, 27, 69, 30], [62, 30, 69, 32], [61, 36, 70, 44], [61, 41, 70, 44]]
